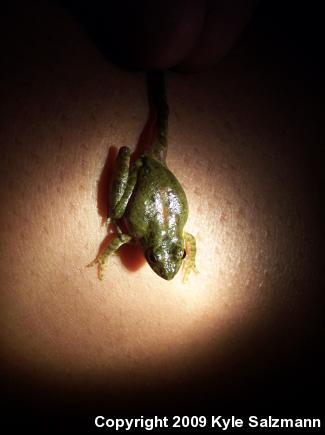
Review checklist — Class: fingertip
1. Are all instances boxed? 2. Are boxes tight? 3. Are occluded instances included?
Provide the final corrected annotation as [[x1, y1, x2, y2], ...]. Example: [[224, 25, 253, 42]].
[[103, 0, 206, 70]]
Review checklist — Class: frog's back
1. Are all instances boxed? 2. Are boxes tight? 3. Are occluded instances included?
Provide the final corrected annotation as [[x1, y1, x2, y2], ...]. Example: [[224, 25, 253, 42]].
[[125, 156, 188, 239]]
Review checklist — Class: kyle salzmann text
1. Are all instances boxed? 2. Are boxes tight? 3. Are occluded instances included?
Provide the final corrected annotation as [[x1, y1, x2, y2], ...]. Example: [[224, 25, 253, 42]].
[[94, 415, 321, 430]]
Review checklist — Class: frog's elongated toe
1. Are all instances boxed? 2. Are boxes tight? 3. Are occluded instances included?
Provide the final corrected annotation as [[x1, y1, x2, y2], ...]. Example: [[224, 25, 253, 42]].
[[87, 255, 107, 280]]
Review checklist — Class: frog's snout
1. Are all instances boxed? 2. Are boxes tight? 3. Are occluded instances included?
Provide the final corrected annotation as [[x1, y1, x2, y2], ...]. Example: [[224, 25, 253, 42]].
[[153, 263, 179, 281], [159, 267, 178, 281], [145, 249, 181, 280]]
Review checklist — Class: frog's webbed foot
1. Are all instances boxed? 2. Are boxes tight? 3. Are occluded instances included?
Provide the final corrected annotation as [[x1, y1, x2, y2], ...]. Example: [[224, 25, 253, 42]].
[[182, 232, 198, 283], [88, 232, 132, 280], [102, 217, 112, 229]]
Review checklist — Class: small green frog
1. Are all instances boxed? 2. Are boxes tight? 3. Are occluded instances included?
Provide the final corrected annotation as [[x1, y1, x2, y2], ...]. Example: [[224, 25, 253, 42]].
[[90, 72, 197, 281]]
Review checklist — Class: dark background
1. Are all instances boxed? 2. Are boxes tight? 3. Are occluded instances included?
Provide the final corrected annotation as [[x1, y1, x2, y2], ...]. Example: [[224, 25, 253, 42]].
[[1, 0, 323, 433]]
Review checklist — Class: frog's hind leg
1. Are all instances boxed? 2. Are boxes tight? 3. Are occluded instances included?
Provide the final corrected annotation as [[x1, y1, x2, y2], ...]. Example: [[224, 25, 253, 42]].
[[88, 233, 132, 280], [182, 232, 198, 283], [110, 146, 142, 219], [109, 146, 131, 218], [89, 146, 141, 279]]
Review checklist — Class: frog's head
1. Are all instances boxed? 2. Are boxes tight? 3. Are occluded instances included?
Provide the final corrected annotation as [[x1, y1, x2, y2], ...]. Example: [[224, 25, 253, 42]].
[[145, 242, 186, 280]]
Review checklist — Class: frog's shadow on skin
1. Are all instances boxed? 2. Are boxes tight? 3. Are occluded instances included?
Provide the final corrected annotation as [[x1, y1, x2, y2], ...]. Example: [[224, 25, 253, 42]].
[[95, 99, 157, 273]]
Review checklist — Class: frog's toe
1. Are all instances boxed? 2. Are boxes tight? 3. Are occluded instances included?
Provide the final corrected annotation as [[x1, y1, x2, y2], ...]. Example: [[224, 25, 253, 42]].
[[101, 217, 112, 228], [87, 255, 106, 280], [182, 262, 198, 283], [98, 263, 106, 280], [86, 258, 98, 268]]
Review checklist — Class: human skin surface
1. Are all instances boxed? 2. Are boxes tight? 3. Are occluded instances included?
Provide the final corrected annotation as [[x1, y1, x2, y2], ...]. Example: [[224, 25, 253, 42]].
[[1, 0, 322, 419]]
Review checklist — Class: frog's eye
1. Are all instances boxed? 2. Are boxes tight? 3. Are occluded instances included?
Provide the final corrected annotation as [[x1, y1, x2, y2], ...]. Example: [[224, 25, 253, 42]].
[[182, 250, 186, 259], [147, 251, 157, 263]]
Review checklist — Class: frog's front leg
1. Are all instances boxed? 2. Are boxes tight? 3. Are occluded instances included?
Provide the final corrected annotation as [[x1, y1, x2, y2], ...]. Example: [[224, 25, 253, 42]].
[[182, 232, 198, 283], [89, 146, 141, 279], [88, 232, 132, 280]]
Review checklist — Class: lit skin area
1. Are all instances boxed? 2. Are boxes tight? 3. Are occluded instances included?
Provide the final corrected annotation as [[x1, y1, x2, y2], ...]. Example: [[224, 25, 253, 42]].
[[0, 1, 321, 398]]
